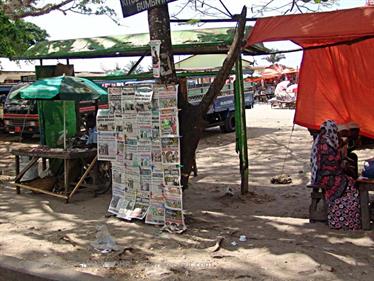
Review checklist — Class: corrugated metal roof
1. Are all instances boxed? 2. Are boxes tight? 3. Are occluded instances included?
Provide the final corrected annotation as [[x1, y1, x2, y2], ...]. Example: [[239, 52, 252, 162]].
[[15, 27, 268, 60]]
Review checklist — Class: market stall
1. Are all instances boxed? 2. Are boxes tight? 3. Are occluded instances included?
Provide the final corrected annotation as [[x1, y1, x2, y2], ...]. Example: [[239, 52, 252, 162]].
[[9, 76, 109, 202]]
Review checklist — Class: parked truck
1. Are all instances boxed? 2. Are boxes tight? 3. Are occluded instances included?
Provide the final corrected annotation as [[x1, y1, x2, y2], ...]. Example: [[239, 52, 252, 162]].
[[187, 76, 254, 133]]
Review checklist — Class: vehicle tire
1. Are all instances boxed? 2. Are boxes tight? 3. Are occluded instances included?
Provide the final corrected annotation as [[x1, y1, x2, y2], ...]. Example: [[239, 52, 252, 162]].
[[220, 111, 235, 133]]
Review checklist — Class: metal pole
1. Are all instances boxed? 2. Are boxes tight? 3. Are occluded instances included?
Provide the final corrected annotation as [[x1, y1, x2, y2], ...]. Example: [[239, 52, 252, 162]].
[[235, 56, 249, 194]]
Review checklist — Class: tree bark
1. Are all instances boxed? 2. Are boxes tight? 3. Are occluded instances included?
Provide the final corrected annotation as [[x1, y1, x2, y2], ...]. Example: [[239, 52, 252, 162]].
[[148, 5, 176, 84]]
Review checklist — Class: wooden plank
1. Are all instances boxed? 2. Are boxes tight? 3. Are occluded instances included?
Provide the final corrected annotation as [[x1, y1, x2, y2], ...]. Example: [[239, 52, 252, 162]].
[[64, 159, 69, 198], [357, 177, 374, 186], [359, 183, 371, 230], [67, 155, 98, 202], [9, 182, 68, 200], [11, 148, 97, 160]]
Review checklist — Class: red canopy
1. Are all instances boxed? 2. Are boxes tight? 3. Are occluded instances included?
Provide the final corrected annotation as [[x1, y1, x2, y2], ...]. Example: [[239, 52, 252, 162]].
[[246, 7, 374, 137]]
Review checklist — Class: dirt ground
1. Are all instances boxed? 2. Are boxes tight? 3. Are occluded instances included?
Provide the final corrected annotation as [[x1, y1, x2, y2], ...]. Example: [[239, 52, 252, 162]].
[[0, 104, 373, 281]]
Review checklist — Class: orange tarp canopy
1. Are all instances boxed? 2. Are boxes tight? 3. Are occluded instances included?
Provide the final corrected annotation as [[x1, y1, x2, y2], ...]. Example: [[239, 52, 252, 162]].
[[246, 7, 374, 137]]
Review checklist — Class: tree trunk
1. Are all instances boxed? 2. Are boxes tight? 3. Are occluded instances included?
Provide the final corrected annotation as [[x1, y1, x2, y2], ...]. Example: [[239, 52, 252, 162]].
[[148, 4, 248, 189], [148, 5, 176, 84]]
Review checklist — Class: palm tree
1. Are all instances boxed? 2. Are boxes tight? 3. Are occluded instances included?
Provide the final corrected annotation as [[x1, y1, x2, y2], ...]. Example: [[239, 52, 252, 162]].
[[262, 51, 286, 64], [123, 61, 144, 75]]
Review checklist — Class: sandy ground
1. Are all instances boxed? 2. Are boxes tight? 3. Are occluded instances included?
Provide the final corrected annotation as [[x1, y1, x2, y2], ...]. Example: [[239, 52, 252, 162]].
[[0, 104, 373, 281]]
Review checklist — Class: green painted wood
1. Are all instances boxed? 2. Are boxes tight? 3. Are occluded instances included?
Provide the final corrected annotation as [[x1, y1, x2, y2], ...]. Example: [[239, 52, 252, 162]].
[[235, 56, 249, 194]]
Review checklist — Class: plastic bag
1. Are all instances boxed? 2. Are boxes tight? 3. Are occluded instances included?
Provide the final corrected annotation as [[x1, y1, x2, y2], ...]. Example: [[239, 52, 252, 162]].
[[90, 225, 119, 252]]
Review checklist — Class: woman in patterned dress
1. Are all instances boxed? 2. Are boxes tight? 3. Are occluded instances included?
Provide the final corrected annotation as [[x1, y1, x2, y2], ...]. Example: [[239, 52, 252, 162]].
[[310, 120, 361, 230]]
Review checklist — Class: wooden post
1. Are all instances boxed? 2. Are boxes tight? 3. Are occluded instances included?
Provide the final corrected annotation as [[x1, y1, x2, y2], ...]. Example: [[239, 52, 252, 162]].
[[234, 56, 249, 194], [359, 183, 371, 230], [64, 159, 69, 200], [15, 155, 20, 194]]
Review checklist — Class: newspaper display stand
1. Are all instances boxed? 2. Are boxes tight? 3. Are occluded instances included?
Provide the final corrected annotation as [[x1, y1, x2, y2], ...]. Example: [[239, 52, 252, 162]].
[[97, 82, 186, 232]]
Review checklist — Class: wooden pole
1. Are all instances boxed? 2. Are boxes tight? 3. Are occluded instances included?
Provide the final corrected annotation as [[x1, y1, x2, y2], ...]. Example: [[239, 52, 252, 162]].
[[234, 56, 249, 194]]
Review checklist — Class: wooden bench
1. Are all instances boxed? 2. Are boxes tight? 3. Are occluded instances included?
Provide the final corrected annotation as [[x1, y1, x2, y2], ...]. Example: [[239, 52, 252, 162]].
[[307, 184, 327, 223], [356, 177, 374, 230], [308, 180, 373, 230]]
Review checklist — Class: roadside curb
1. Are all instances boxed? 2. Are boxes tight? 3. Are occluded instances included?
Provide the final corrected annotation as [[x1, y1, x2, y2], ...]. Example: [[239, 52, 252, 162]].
[[0, 255, 115, 281]]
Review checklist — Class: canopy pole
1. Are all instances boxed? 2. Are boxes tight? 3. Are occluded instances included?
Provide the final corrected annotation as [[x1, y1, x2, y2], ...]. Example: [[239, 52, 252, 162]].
[[234, 55, 249, 195], [63, 101, 67, 151]]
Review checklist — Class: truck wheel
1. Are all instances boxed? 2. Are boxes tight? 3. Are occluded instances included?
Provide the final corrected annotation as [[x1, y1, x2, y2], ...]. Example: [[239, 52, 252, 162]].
[[220, 112, 235, 133]]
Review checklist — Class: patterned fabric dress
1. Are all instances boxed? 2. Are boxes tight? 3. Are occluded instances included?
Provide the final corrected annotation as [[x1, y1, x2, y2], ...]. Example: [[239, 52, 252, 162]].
[[311, 120, 361, 230]]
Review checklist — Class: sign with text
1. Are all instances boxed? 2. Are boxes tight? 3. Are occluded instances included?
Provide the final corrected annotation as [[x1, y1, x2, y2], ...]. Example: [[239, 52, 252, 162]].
[[120, 0, 177, 17]]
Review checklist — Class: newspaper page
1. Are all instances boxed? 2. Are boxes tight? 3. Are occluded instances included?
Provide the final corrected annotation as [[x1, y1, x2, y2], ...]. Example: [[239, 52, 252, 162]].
[[160, 108, 178, 137], [140, 168, 152, 192], [108, 87, 122, 116], [135, 85, 153, 103], [121, 86, 136, 114], [157, 85, 178, 109], [97, 109, 116, 161], [117, 192, 136, 221], [108, 168, 126, 215], [161, 137, 180, 165], [124, 138, 139, 168], [163, 208, 186, 233], [145, 203, 165, 225], [124, 166, 140, 193], [164, 185, 183, 210], [163, 164, 181, 187], [137, 112, 152, 144], [130, 192, 150, 220]]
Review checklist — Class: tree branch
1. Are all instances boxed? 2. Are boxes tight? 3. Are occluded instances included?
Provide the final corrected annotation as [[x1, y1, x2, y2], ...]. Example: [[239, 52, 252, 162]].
[[199, 5, 247, 114], [4, 0, 75, 19]]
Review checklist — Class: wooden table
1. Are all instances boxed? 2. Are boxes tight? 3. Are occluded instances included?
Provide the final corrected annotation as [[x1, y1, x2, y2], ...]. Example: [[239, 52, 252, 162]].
[[357, 177, 374, 230], [11, 147, 98, 203]]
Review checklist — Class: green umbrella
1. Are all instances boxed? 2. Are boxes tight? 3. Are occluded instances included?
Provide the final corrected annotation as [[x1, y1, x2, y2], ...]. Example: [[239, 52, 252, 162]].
[[8, 76, 108, 102]]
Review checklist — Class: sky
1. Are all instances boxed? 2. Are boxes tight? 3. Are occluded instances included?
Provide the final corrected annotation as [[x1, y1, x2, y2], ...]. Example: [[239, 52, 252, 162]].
[[0, 0, 367, 72]]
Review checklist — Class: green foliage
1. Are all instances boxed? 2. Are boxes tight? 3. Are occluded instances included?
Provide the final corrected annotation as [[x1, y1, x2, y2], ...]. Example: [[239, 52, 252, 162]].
[[0, 11, 48, 57], [0, 0, 116, 20]]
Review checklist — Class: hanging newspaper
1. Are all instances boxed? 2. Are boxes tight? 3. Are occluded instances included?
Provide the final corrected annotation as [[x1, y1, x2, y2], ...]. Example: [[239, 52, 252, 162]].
[[98, 82, 185, 232], [160, 108, 178, 137], [164, 185, 183, 210], [135, 84, 153, 103], [108, 87, 122, 116], [163, 164, 181, 186], [161, 137, 180, 164], [97, 109, 116, 161], [158, 85, 178, 109], [145, 203, 165, 225], [163, 208, 186, 234], [109, 164, 126, 215], [150, 40, 161, 78]]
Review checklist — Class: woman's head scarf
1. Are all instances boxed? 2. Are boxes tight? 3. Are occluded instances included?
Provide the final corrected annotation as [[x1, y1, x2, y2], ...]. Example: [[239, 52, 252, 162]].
[[310, 120, 339, 184]]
